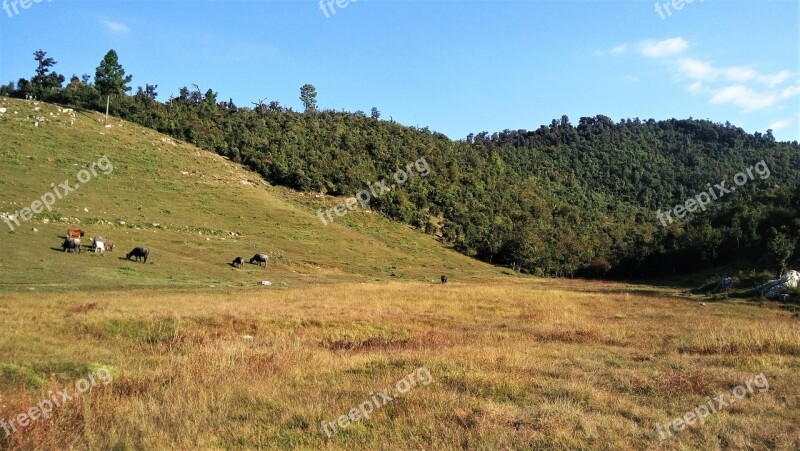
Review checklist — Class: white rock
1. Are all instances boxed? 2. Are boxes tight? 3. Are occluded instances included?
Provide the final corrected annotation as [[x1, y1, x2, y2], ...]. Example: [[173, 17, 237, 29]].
[[757, 270, 800, 300], [261, 281, 272, 286], [0, 108, 6, 114]]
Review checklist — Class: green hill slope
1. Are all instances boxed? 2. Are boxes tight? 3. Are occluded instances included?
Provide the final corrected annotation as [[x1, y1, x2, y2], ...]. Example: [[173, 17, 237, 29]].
[[0, 98, 501, 291]]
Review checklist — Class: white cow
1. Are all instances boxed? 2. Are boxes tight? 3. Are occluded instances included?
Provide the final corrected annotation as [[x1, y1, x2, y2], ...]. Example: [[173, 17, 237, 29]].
[[93, 240, 105, 253]]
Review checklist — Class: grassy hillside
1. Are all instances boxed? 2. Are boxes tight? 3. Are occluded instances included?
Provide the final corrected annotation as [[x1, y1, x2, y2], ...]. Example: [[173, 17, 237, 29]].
[[0, 97, 502, 292]]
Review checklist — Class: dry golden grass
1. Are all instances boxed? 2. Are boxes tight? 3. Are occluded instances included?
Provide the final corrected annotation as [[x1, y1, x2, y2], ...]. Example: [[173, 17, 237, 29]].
[[0, 278, 798, 450]]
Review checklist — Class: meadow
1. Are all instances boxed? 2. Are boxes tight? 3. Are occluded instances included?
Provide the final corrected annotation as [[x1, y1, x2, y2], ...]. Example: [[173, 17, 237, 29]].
[[1, 280, 798, 449], [1, 98, 798, 449]]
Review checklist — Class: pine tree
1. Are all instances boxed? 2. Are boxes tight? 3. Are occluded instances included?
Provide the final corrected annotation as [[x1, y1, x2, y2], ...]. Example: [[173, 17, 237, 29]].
[[95, 50, 132, 125], [299, 84, 317, 113]]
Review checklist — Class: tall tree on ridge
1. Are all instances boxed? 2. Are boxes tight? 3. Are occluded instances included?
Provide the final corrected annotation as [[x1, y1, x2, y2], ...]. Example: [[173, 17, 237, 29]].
[[31, 50, 64, 100], [95, 50, 132, 125], [300, 84, 317, 113]]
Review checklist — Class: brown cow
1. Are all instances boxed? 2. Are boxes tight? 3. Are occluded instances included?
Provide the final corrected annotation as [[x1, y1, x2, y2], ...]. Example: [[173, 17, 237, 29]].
[[67, 228, 85, 238]]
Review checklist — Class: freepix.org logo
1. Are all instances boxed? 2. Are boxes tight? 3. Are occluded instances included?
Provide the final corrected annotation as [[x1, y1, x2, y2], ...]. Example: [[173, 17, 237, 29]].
[[2, 156, 114, 232], [2, 0, 52, 19]]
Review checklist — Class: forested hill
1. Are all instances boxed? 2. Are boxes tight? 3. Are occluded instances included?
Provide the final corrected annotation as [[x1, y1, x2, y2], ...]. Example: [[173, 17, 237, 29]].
[[5, 50, 800, 278]]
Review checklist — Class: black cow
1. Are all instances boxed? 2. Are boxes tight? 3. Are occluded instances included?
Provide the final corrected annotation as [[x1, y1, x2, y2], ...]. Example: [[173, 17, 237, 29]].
[[62, 238, 81, 253], [126, 247, 149, 263], [441, 275, 448, 285], [232, 257, 245, 268], [250, 254, 268, 267]]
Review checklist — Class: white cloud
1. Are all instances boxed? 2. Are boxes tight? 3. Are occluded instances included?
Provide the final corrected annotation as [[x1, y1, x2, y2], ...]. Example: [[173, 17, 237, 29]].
[[595, 44, 627, 57], [678, 58, 717, 81], [757, 70, 791, 88], [709, 85, 778, 112], [639, 38, 688, 58], [615, 37, 796, 117], [780, 84, 800, 99], [101, 19, 130, 34], [706, 83, 798, 113], [722, 66, 757, 82], [687, 81, 703, 93], [678, 59, 760, 83], [767, 118, 793, 131]]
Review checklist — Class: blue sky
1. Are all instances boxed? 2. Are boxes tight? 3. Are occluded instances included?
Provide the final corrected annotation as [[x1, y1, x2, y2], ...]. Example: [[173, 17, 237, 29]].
[[1, 0, 798, 141]]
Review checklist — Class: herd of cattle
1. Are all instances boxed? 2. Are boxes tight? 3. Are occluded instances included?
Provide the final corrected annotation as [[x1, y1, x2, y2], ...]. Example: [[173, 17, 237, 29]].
[[60, 228, 269, 268], [58, 229, 451, 282]]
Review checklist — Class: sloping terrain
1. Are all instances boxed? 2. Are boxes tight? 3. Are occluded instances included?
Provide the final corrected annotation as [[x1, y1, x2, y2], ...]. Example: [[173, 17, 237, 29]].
[[0, 97, 502, 292]]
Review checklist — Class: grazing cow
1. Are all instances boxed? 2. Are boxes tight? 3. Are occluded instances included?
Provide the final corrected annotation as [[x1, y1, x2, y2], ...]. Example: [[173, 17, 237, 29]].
[[126, 247, 149, 263], [93, 240, 105, 253], [62, 238, 81, 253], [93, 236, 114, 252], [250, 254, 268, 267], [67, 228, 85, 238], [441, 275, 448, 285], [232, 257, 245, 268]]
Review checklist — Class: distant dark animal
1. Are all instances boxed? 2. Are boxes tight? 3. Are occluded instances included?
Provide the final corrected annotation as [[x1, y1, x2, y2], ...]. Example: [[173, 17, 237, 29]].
[[232, 257, 244, 268], [62, 238, 81, 253], [67, 228, 85, 238], [441, 275, 448, 285], [93, 236, 114, 252], [126, 247, 149, 263], [250, 254, 268, 267]]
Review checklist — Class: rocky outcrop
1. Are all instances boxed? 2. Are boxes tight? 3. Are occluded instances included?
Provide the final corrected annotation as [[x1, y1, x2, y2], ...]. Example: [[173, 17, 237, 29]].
[[757, 270, 799, 300], [712, 276, 735, 293]]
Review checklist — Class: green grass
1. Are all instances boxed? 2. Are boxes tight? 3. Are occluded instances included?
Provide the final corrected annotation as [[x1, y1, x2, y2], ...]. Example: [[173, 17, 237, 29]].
[[0, 98, 504, 292]]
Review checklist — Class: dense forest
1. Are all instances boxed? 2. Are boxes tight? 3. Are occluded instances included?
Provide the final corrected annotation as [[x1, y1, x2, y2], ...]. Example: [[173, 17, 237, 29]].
[[4, 49, 799, 278]]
